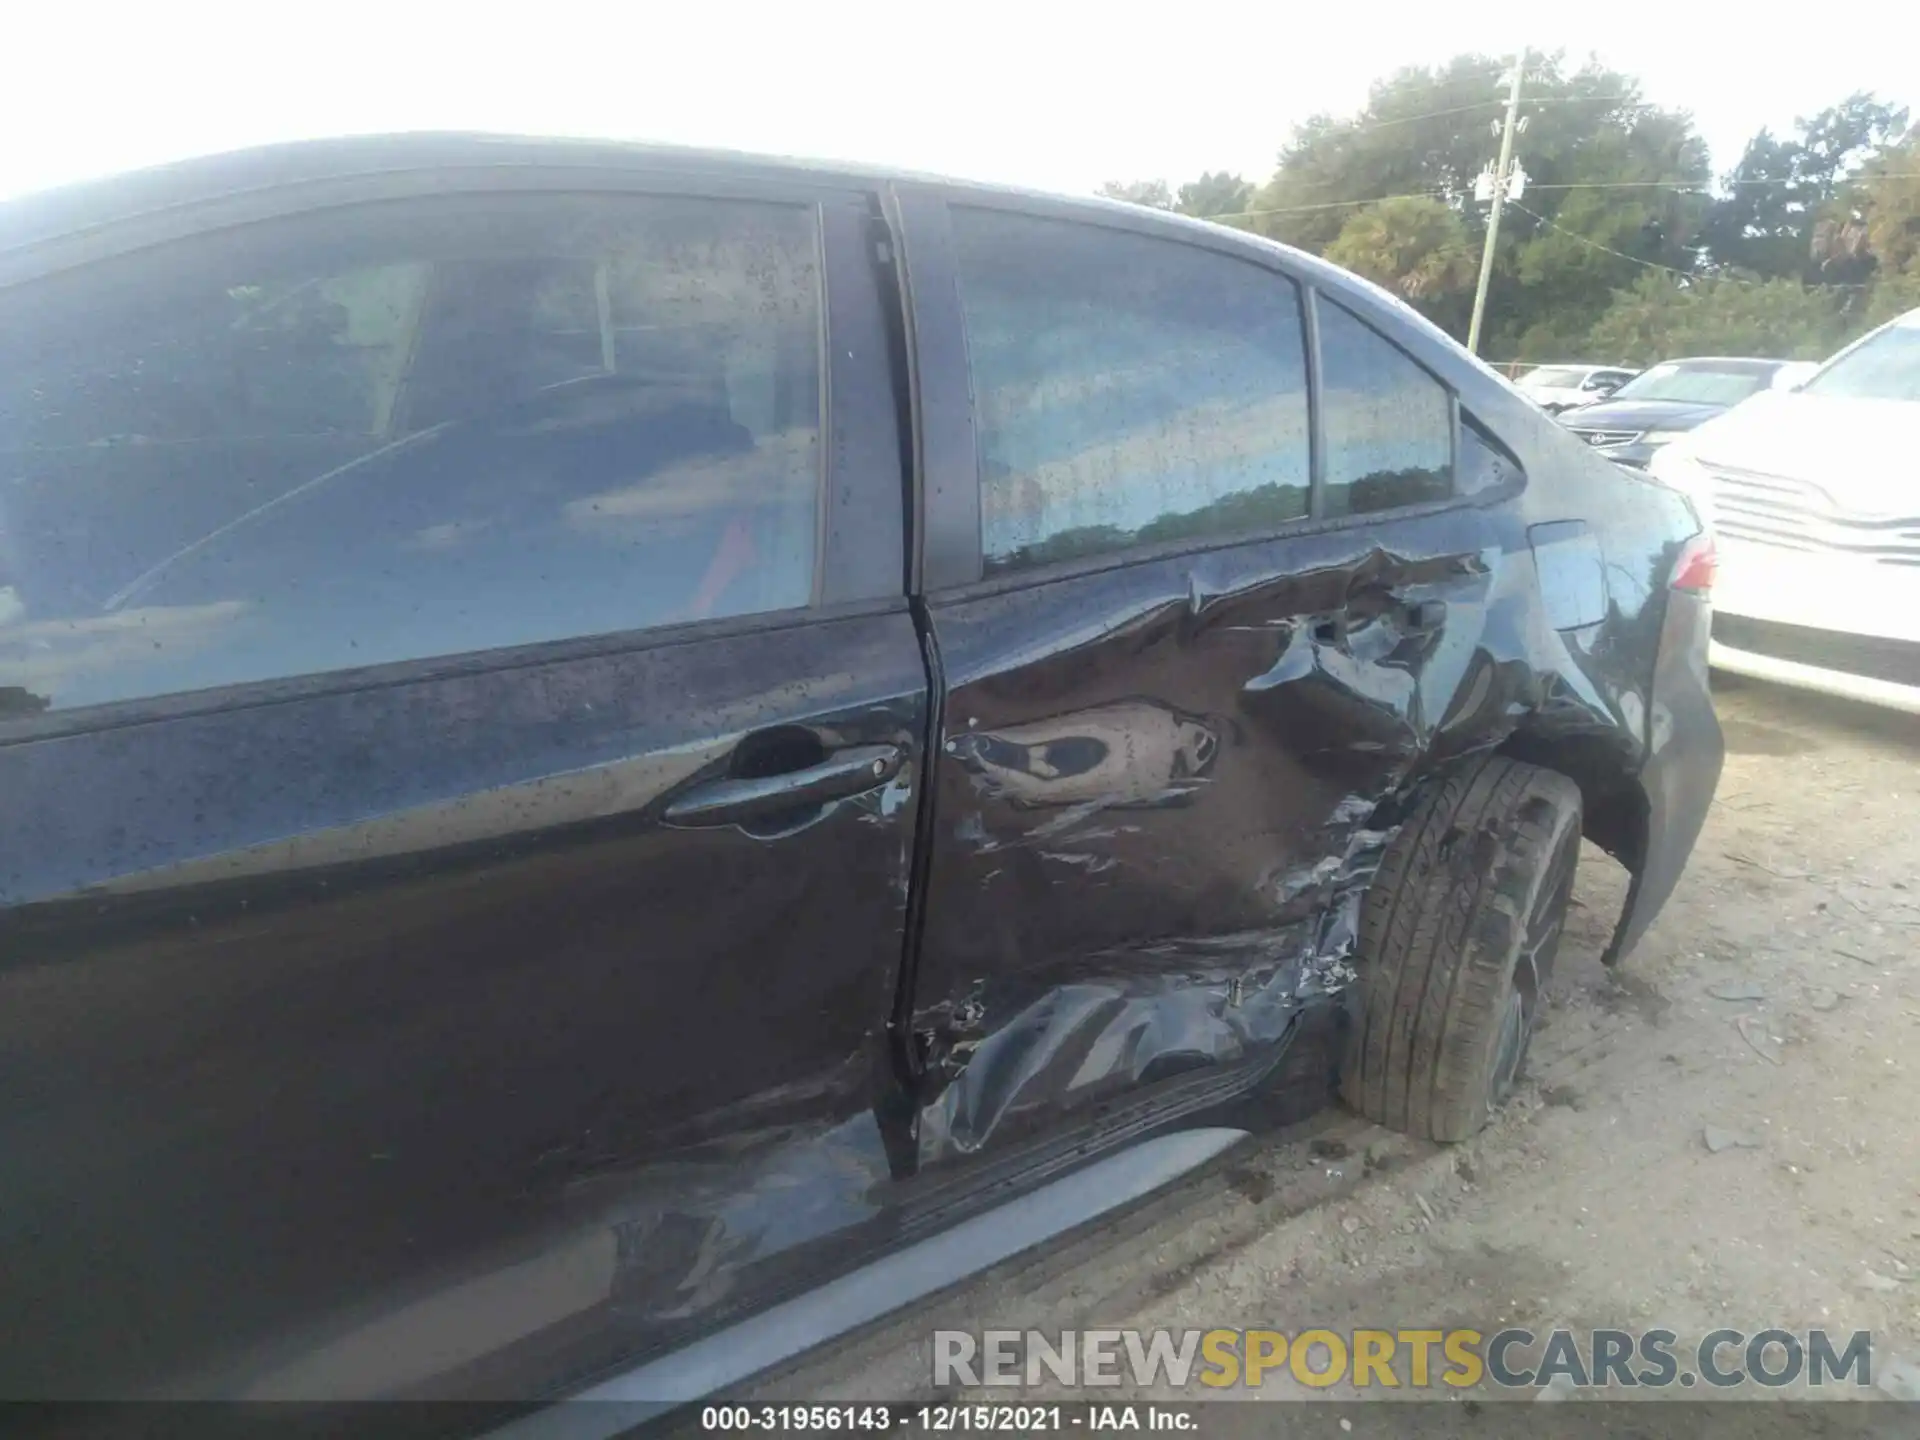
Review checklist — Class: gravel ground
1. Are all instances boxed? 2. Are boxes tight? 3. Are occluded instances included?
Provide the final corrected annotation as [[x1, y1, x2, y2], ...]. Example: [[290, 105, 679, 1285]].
[[747, 675, 1920, 1410]]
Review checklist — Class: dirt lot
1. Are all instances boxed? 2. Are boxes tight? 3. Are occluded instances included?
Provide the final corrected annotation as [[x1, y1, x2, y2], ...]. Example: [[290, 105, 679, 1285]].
[[755, 676, 1920, 1410]]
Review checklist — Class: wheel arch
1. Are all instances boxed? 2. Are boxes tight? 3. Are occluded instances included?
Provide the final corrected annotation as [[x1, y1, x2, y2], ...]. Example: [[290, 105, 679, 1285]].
[[1490, 725, 1648, 965]]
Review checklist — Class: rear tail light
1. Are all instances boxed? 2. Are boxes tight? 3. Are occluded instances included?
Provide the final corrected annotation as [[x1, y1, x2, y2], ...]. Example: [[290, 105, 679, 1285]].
[[1670, 532, 1716, 595]]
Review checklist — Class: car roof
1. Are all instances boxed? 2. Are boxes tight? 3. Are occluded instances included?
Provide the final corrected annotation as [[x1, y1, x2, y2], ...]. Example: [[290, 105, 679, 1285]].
[[0, 131, 1531, 414], [0, 131, 1263, 272], [0, 132, 1442, 324], [0, 134, 885, 252]]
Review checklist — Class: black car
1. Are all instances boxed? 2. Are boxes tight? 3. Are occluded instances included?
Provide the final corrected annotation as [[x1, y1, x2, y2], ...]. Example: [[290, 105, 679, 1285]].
[[1558, 356, 1794, 467], [0, 136, 1723, 1421]]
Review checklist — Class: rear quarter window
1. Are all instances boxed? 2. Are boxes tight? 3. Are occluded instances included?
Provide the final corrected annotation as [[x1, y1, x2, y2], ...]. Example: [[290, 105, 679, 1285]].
[[1316, 297, 1453, 517]]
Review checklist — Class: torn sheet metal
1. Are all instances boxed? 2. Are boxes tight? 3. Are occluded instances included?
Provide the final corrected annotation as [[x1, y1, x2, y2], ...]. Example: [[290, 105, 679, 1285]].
[[913, 816, 1397, 1164], [906, 515, 1654, 1178]]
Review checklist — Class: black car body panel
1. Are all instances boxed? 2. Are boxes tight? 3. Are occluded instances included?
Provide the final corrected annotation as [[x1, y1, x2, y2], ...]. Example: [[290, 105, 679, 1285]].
[[907, 519, 1498, 1173], [1618, 589, 1726, 961], [0, 608, 933, 1402], [0, 136, 1724, 1407]]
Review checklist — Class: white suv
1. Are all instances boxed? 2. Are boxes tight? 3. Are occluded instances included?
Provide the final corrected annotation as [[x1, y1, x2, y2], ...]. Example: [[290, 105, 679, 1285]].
[[1650, 308, 1920, 713]]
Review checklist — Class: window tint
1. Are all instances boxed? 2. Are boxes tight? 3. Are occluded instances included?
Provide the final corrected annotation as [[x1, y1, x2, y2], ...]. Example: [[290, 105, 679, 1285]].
[[0, 194, 822, 715], [1317, 298, 1453, 517], [950, 208, 1310, 575]]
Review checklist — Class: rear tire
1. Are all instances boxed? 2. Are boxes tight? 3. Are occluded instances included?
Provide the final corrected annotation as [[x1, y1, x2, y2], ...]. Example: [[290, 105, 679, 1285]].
[[1342, 756, 1583, 1142]]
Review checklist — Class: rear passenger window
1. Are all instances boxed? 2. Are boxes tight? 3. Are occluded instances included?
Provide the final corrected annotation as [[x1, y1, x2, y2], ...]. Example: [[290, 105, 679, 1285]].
[[950, 207, 1311, 575], [1317, 298, 1453, 517], [0, 193, 822, 715]]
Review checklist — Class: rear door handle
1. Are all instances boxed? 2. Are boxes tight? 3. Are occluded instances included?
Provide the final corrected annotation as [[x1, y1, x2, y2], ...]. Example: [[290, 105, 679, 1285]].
[[663, 743, 904, 828]]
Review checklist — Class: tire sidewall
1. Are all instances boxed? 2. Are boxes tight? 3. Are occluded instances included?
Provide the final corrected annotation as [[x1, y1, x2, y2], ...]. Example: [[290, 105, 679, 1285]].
[[1451, 789, 1583, 1131]]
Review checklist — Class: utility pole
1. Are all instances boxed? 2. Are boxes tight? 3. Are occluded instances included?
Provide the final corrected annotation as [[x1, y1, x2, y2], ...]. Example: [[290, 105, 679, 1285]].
[[1467, 56, 1526, 355]]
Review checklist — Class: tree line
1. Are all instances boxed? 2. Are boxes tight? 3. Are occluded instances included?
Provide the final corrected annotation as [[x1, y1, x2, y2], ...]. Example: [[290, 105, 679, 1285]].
[[1099, 54, 1920, 366]]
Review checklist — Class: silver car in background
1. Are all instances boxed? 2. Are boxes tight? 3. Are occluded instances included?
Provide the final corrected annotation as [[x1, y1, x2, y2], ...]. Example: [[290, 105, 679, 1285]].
[[1514, 362, 1637, 413], [1650, 308, 1920, 714]]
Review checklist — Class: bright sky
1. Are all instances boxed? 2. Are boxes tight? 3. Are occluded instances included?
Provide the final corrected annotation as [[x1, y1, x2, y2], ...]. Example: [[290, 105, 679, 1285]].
[[4, 2, 1912, 204]]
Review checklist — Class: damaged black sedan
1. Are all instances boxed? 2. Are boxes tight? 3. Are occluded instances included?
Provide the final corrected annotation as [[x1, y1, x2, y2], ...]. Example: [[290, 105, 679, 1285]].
[[0, 137, 1722, 1420]]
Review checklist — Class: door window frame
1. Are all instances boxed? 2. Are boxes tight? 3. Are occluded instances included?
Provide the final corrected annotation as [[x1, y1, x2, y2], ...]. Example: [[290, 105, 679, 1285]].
[[894, 184, 1513, 597], [0, 165, 906, 743]]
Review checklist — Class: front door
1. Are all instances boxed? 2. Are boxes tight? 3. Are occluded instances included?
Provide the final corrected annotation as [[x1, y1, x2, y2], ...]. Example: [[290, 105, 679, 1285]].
[[0, 176, 922, 1400]]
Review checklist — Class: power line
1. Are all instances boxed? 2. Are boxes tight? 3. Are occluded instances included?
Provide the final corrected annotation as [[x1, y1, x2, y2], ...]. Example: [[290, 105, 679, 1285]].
[[1207, 180, 1720, 221], [1527, 180, 1709, 192], [1341, 100, 1502, 132], [1199, 87, 1914, 216], [1527, 94, 1653, 106], [1283, 92, 1665, 150], [1206, 172, 1920, 221], [1207, 191, 1447, 221], [1342, 92, 1659, 133], [1508, 200, 1875, 289], [1530, 174, 1920, 191], [1508, 201, 1693, 275]]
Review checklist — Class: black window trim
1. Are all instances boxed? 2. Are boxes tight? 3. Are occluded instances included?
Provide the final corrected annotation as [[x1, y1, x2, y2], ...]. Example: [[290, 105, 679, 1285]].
[[904, 186, 1509, 601], [885, 184, 978, 596], [1451, 393, 1467, 491], [0, 168, 906, 743], [1303, 281, 1328, 521], [0, 594, 911, 751]]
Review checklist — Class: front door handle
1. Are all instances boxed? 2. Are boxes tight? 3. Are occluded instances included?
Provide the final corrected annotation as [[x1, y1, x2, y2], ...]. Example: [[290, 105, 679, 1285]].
[[663, 743, 903, 828]]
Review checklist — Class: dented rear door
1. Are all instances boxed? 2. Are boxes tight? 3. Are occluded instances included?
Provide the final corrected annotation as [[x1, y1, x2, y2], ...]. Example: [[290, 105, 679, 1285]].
[[892, 189, 1505, 1178]]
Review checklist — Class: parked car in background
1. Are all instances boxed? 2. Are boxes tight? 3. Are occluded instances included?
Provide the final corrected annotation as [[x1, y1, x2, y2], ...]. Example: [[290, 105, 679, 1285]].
[[1650, 307, 1920, 714], [1558, 356, 1797, 468], [1514, 362, 1637, 412], [0, 135, 1724, 1419]]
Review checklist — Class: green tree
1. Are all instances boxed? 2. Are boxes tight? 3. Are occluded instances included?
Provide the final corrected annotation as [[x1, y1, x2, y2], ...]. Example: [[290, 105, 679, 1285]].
[[1585, 272, 1853, 364], [1797, 94, 1911, 196], [1097, 179, 1174, 210], [1176, 171, 1255, 221], [1858, 272, 1920, 328], [1104, 69, 1914, 366], [1701, 94, 1909, 281], [1697, 131, 1808, 278], [1245, 52, 1710, 356], [1854, 132, 1920, 276], [1323, 196, 1477, 330]]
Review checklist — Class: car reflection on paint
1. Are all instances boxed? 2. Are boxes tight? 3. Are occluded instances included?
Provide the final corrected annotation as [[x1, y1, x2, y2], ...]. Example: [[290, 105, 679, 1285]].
[[948, 700, 1220, 809]]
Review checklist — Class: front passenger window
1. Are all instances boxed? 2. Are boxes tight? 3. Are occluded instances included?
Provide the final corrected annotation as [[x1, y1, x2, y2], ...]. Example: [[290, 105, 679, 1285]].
[[0, 192, 823, 714]]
